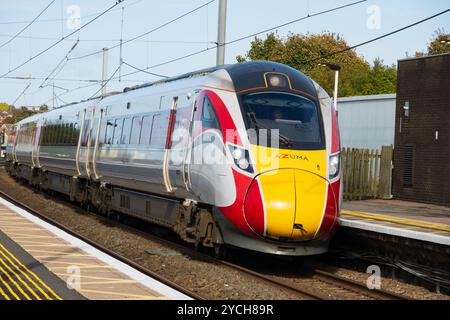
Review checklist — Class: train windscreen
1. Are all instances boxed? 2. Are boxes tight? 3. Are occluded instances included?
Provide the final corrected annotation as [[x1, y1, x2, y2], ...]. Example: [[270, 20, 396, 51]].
[[241, 92, 325, 150]]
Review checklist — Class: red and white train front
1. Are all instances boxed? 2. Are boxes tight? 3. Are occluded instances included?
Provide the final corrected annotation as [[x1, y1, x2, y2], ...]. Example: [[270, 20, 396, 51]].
[[187, 62, 342, 255]]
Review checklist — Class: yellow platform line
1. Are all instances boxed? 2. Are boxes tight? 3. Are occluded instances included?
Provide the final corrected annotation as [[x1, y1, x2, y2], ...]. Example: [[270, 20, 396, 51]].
[[0, 222, 37, 226], [342, 210, 450, 233], [0, 243, 62, 300], [0, 283, 10, 300], [1, 228, 48, 232], [76, 280, 138, 285], [26, 249, 87, 255], [0, 267, 20, 300], [20, 243, 73, 248], [0, 264, 28, 300], [54, 273, 136, 282], [40, 260, 104, 268], [78, 288, 166, 300], [49, 265, 114, 270], [0, 248, 41, 300], [33, 254, 94, 259], [3, 234, 57, 239]]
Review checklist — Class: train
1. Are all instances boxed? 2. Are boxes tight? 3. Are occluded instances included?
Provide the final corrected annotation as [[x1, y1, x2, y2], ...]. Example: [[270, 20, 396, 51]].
[[0, 132, 5, 161], [4, 61, 342, 256]]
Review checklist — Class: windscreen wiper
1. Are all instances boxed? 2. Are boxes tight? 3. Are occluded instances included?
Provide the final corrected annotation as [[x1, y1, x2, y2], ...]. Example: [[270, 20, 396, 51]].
[[247, 112, 293, 148]]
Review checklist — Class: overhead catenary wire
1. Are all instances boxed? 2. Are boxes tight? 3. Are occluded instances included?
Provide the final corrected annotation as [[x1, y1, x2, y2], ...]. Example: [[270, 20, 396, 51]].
[[119, 6, 125, 81], [41, 82, 100, 106], [69, 0, 216, 61], [0, 0, 144, 25], [0, 34, 212, 44], [122, 61, 168, 78], [11, 83, 31, 105], [30, 3, 450, 107], [116, 0, 368, 79], [0, 0, 56, 50], [0, 0, 125, 79], [306, 8, 450, 65], [3, 75, 146, 83], [118, 5, 450, 80], [38, 40, 80, 88], [89, 62, 124, 99]]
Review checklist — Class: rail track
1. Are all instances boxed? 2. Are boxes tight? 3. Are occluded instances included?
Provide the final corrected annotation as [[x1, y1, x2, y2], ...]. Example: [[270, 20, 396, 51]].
[[0, 181, 410, 300], [0, 188, 203, 300]]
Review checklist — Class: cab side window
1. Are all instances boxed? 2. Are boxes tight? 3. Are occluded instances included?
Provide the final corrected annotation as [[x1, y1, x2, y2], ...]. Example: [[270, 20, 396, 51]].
[[202, 96, 220, 130]]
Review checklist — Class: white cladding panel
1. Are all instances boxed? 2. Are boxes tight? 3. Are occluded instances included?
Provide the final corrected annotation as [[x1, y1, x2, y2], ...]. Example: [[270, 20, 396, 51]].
[[337, 94, 396, 151]]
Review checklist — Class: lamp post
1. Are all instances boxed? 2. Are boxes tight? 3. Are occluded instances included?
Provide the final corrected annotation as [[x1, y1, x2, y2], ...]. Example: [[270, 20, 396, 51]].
[[318, 63, 341, 112]]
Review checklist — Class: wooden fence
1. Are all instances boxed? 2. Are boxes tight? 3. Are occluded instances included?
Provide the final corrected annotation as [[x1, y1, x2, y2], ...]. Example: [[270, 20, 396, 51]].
[[341, 146, 393, 201]]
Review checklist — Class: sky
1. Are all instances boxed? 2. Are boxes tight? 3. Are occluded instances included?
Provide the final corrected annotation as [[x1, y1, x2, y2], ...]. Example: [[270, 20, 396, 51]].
[[0, 0, 449, 107]]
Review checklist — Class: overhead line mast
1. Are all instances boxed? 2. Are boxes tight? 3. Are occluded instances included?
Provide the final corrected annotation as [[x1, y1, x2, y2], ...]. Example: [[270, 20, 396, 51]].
[[216, 0, 227, 66]]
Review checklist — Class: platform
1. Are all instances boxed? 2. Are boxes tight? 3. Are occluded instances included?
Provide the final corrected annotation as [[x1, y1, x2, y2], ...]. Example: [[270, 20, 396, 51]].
[[340, 199, 450, 246], [0, 197, 190, 300]]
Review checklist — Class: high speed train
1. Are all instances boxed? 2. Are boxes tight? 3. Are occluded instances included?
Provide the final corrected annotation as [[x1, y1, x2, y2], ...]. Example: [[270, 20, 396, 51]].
[[5, 61, 342, 256]]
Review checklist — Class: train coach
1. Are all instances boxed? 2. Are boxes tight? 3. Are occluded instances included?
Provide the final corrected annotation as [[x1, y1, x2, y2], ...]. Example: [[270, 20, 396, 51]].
[[5, 61, 342, 256]]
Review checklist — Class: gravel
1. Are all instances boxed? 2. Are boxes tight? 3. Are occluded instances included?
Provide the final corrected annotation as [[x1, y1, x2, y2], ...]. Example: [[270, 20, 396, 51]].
[[1, 167, 448, 300]]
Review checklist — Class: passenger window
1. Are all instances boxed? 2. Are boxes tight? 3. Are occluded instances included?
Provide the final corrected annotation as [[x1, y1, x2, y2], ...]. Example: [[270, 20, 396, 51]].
[[105, 120, 114, 145], [121, 118, 132, 145], [63, 123, 70, 145], [202, 96, 220, 130], [81, 120, 90, 147], [48, 125, 53, 145], [112, 119, 123, 145], [150, 114, 166, 148], [57, 124, 63, 145], [140, 116, 152, 145], [130, 117, 142, 145]]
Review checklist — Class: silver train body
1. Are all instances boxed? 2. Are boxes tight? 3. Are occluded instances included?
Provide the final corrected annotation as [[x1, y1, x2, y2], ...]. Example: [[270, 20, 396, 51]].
[[5, 62, 343, 256]]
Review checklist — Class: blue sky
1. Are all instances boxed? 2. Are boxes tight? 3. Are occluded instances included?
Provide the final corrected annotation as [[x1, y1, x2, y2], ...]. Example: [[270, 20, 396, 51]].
[[0, 0, 449, 107]]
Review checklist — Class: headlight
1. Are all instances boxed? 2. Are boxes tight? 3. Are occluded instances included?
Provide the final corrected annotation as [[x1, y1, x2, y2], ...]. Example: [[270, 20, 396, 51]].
[[329, 153, 340, 180], [228, 145, 254, 174]]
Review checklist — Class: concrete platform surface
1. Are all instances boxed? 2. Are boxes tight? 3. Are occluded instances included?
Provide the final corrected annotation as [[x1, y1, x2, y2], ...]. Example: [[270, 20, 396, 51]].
[[340, 199, 450, 246], [0, 197, 190, 300]]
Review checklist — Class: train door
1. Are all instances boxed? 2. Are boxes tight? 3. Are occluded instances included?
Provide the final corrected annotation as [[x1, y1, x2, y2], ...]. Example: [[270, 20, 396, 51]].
[[163, 97, 179, 192], [78, 106, 95, 178], [91, 107, 105, 180], [86, 106, 102, 180], [13, 125, 20, 163], [32, 121, 41, 168], [182, 95, 199, 191]]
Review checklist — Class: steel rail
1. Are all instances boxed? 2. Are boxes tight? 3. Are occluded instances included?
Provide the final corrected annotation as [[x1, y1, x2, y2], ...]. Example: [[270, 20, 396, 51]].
[[0, 189, 203, 301], [0, 178, 410, 300]]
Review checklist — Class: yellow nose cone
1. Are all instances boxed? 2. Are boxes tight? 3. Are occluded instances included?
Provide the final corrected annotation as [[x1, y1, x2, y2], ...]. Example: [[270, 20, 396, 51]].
[[258, 169, 328, 241]]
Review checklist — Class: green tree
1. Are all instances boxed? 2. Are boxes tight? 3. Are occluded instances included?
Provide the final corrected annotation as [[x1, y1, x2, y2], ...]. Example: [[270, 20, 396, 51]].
[[362, 58, 397, 95], [415, 29, 450, 57], [3, 107, 37, 124], [426, 29, 450, 55], [237, 32, 397, 97], [39, 104, 49, 113], [0, 102, 10, 112]]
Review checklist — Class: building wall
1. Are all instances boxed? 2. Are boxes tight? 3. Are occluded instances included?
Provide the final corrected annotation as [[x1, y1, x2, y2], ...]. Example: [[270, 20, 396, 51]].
[[393, 53, 450, 205], [338, 94, 396, 151]]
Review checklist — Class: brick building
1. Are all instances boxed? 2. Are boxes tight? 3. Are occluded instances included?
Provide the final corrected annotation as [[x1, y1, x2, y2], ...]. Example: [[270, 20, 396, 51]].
[[393, 53, 450, 205]]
